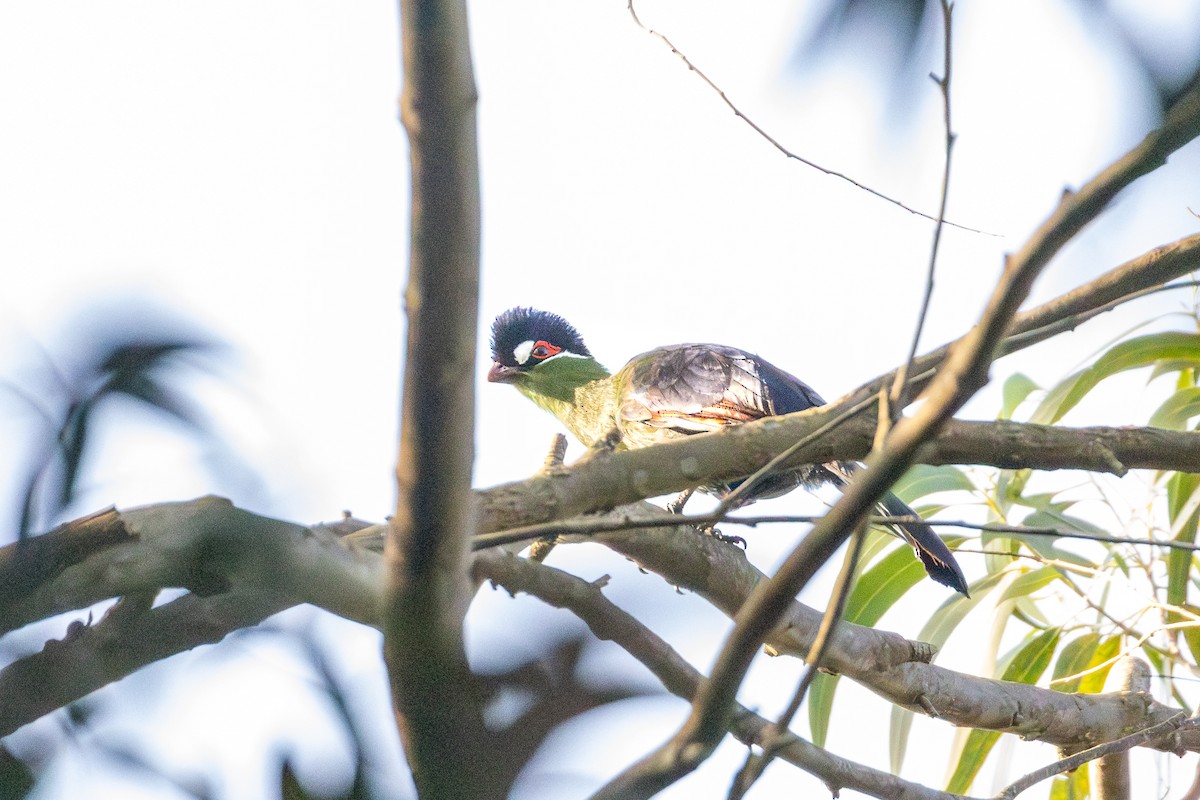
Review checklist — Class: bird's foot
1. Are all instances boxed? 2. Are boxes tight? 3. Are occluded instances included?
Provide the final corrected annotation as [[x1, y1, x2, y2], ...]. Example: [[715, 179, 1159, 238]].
[[703, 525, 747, 549]]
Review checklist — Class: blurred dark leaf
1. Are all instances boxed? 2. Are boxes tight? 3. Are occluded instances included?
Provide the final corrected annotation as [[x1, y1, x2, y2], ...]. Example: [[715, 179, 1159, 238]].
[[793, 0, 1200, 118], [478, 636, 661, 795], [0, 747, 34, 800], [10, 302, 227, 539]]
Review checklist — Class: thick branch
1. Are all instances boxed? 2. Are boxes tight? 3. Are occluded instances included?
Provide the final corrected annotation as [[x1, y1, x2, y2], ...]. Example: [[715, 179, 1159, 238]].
[[0, 589, 288, 737], [593, 77, 1200, 797], [473, 549, 980, 800], [387, 0, 488, 796], [478, 231, 1200, 537], [477, 417, 1200, 548], [4, 497, 1199, 765], [0, 498, 383, 737]]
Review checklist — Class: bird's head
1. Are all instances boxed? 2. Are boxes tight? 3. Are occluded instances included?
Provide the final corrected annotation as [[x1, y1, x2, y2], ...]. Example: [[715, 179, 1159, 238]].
[[488, 308, 607, 399]]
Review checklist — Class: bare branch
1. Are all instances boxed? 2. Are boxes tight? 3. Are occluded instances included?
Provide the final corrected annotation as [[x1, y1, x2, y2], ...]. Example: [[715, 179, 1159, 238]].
[[476, 415, 1200, 550], [0, 498, 384, 736], [5, 497, 1200, 769], [386, 0, 489, 795], [0, 589, 289, 737], [592, 76, 1200, 799], [473, 550, 982, 800], [625, 1, 989, 234]]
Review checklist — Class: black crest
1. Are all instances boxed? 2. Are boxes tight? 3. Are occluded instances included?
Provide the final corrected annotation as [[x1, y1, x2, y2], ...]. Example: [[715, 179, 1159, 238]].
[[490, 307, 591, 366]]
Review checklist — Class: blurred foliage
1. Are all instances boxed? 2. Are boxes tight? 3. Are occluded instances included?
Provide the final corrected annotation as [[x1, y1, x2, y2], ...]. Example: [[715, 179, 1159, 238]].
[[5, 302, 225, 540], [0, 747, 34, 800], [796, 0, 1200, 117], [817, 310, 1200, 796]]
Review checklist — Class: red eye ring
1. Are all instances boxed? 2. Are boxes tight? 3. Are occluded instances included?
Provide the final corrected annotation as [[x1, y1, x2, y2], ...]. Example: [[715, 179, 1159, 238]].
[[531, 341, 562, 360]]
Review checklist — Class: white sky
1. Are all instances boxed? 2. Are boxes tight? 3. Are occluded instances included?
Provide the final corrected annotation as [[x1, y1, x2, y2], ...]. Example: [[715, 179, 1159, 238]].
[[3, 0, 1200, 798]]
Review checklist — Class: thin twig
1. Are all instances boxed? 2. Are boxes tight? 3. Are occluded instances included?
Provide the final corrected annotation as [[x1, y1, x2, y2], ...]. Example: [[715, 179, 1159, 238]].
[[992, 714, 1194, 800], [591, 52, 1200, 800], [727, 523, 868, 799], [625, 0, 990, 235], [472, 502, 1200, 557], [891, 0, 957, 413]]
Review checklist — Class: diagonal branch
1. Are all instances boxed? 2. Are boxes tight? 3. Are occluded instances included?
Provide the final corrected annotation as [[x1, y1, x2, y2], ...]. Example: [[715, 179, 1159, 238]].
[[591, 68, 1200, 800], [473, 549, 983, 800]]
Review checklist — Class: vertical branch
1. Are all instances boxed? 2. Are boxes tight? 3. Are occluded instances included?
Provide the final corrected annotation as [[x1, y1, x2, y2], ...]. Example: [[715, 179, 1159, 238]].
[[890, 0, 956, 413], [386, 0, 489, 797], [1093, 658, 1150, 800]]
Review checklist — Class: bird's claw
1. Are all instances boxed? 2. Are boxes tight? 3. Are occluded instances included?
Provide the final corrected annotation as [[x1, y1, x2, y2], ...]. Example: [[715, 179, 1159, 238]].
[[704, 526, 747, 549]]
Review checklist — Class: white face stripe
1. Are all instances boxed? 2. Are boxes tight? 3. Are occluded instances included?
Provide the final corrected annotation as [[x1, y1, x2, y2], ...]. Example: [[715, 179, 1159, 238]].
[[513, 340, 535, 365]]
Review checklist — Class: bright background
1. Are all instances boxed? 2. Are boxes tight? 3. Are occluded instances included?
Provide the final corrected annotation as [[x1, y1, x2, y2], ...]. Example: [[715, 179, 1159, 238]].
[[2, 0, 1200, 797]]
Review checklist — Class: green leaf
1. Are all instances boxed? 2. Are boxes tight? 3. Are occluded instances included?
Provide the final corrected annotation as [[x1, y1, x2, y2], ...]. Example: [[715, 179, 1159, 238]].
[[893, 464, 975, 504], [1051, 632, 1101, 693], [843, 545, 928, 626], [1016, 508, 1103, 568], [1150, 359, 1200, 383], [1048, 764, 1089, 800], [1149, 387, 1200, 430], [1166, 473, 1200, 624], [806, 671, 837, 748], [1167, 472, 1200, 523], [1179, 604, 1200, 667], [1078, 636, 1121, 694], [999, 372, 1040, 420], [889, 570, 1012, 773], [997, 468, 1032, 508], [998, 566, 1063, 603], [1031, 332, 1200, 425], [854, 528, 898, 573], [810, 544, 927, 746], [946, 627, 1061, 794]]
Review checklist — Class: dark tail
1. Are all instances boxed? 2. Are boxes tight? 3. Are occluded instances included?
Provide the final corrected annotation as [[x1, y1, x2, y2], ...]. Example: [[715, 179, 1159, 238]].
[[876, 492, 969, 596]]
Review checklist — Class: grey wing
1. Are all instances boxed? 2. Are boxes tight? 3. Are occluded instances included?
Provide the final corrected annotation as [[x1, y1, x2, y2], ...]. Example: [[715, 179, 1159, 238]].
[[615, 345, 779, 447]]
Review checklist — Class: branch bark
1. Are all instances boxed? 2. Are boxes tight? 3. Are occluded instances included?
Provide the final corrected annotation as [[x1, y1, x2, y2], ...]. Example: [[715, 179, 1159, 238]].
[[3, 497, 1199, 770], [473, 549, 983, 800], [386, 0, 489, 796], [591, 72, 1200, 799]]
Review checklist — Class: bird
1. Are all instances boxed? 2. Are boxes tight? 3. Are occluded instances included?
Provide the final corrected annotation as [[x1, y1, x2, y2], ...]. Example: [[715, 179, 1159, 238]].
[[487, 306, 968, 595]]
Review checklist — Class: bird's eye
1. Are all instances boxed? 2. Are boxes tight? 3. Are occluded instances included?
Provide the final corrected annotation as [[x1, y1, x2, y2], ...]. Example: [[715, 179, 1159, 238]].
[[531, 341, 561, 360]]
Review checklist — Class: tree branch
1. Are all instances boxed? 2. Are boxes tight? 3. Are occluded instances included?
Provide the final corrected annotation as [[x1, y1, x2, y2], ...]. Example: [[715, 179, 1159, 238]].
[[473, 549, 983, 800], [0, 498, 383, 737], [4, 497, 1200, 767], [386, 0, 488, 796], [591, 75, 1200, 798]]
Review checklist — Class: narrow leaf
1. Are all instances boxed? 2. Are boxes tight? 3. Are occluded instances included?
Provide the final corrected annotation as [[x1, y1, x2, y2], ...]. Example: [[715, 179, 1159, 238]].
[[946, 627, 1061, 794], [1031, 332, 1200, 425], [1149, 386, 1200, 429], [1078, 635, 1122, 694], [998, 566, 1063, 603], [1051, 632, 1101, 693], [893, 464, 975, 502], [999, 372, 1040, 420]]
